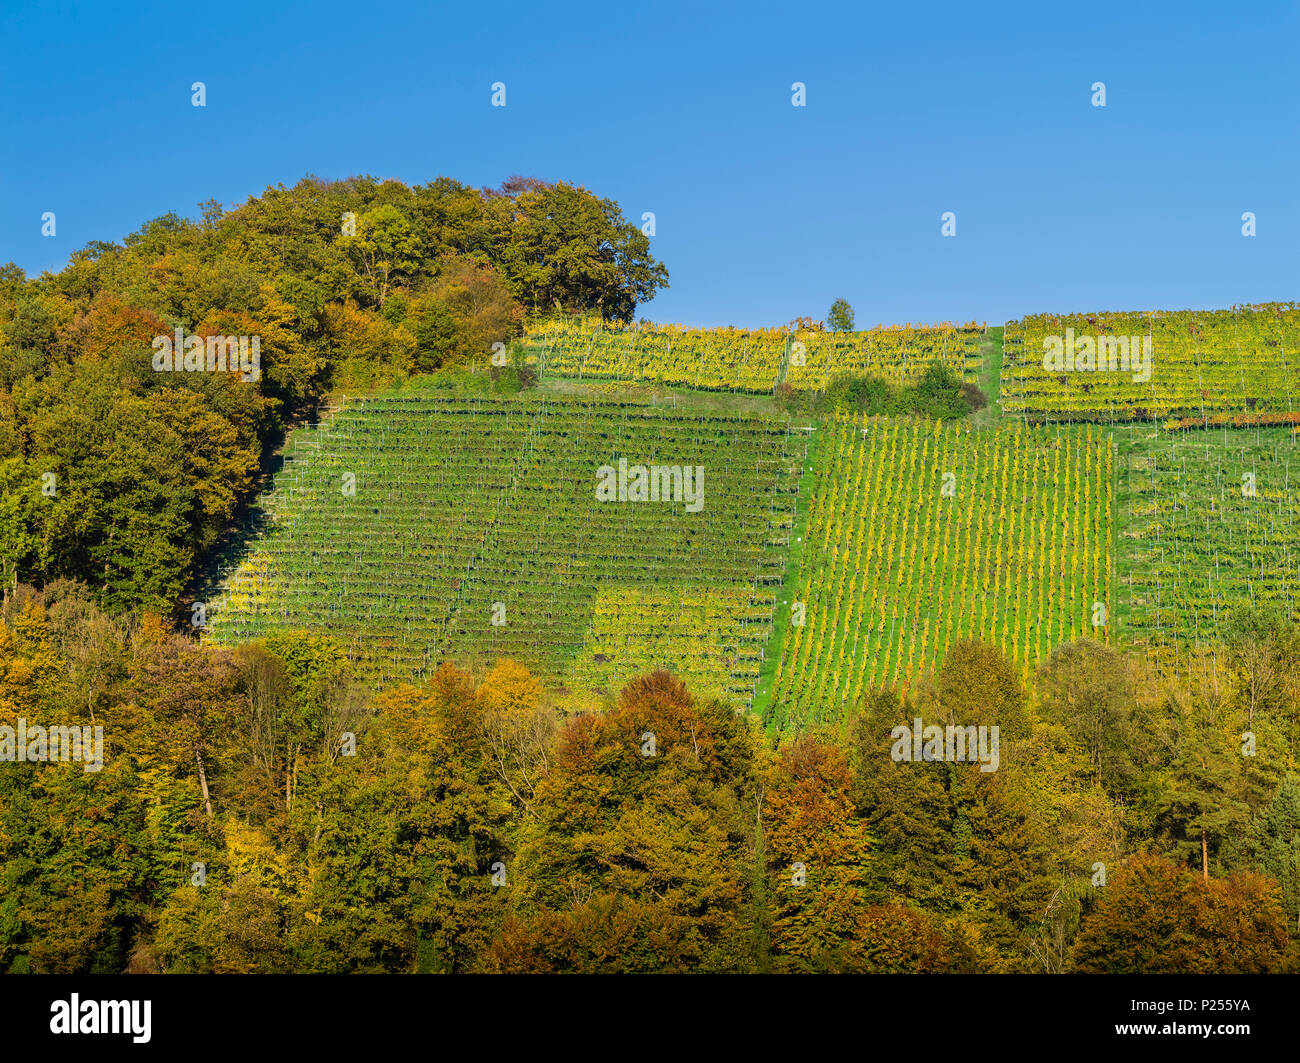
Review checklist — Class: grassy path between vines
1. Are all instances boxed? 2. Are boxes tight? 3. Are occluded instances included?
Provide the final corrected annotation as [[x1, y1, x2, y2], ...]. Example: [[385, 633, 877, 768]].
[[751, 422, 820, 733], [972, 325, 1005, 427]]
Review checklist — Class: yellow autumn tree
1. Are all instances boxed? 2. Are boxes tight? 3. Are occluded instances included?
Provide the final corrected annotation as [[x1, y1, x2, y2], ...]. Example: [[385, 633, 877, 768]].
[[476, 659, 553, 816]]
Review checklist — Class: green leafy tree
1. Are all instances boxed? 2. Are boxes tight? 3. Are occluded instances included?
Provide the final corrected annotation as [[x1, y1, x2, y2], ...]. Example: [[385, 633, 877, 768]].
[[496, 182, 668, 321], [1223, 603, 1290, 725], [289, 664, 513, 972], [1225, 774, 1300, 935], [1156, 713, 1249, 880], [850, 687, 960, 911], [340, 204, 421, 307], [826, 298, 854, 332], [1037, 638, 1147, 793]]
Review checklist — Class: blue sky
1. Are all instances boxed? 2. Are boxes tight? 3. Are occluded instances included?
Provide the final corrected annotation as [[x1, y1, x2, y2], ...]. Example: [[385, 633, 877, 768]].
[[1, 0, 1296, 327]]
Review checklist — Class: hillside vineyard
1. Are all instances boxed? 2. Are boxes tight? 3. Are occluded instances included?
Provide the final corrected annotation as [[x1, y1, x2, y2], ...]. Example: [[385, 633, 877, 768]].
[[523, 317, 986, 392], [1002, 303, 1300, 422], [204, 303, 1300, 733], [207, 395, 803, 707], [766, 417, 1112, 733]]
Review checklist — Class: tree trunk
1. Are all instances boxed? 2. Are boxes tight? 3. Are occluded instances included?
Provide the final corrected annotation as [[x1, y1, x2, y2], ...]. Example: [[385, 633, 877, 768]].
[[285, 746, 299, 811], [1201, 828, 1209, 882], [195, 749, 213, 819]]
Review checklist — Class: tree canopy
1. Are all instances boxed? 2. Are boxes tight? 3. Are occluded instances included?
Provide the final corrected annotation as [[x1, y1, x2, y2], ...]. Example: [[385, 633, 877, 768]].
[[0, 175, 667, 615]]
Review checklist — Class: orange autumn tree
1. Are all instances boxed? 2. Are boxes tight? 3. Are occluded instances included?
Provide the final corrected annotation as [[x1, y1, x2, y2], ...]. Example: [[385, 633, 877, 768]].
[[763, 735, 871, 971], [1072, 852, 1294, 972]]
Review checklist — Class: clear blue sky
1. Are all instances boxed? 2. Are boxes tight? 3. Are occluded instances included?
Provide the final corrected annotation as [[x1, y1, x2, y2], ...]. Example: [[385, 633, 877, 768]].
[[1, 0, 1295, 327]]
